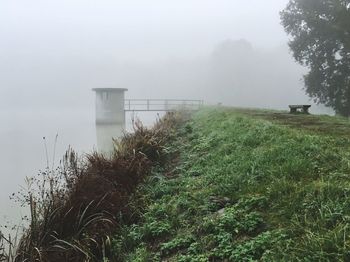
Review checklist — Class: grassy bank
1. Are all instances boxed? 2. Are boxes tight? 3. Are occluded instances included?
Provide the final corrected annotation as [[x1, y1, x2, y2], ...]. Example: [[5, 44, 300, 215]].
[[113, 108, 350, 261]]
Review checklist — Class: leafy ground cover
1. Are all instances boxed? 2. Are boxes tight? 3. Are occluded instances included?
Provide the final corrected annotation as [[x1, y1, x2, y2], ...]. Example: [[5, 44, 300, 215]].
[[112, 107, 350, 261]]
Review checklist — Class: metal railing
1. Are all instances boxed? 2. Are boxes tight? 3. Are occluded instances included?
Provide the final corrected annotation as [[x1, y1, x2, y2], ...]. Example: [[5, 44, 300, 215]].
[[124, 99, 203, 112]]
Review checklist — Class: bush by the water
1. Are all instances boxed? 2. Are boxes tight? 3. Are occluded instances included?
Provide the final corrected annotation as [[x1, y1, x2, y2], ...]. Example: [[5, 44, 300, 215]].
[[6, 112, 185, 262]]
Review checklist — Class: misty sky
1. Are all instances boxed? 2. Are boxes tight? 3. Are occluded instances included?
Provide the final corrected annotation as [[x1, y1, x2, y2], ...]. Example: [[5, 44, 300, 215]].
[[1, 0, 289, 59], [0, 0, 297, 110]]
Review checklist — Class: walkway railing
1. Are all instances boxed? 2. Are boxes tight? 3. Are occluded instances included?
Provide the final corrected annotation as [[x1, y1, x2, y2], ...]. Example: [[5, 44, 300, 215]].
[[124, 99, 203, 112]]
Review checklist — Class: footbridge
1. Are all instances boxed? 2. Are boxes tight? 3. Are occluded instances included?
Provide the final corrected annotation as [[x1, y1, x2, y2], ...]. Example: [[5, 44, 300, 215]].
[[124, 99, 203, 112]]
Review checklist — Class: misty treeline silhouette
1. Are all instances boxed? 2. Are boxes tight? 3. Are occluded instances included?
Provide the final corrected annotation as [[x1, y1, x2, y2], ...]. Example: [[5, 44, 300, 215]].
[[1, 112, 187, 262], [281, 0, 350, 116], [208, 39, 302, 107], [111, 39, 306, 110]]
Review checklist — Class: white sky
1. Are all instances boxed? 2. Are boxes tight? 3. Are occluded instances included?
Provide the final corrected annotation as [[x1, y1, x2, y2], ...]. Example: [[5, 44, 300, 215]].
[[0, 0, 290, 61]]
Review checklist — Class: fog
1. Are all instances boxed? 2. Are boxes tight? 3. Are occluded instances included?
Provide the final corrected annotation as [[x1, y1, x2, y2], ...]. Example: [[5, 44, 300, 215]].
[[0, 0, 333, 228]]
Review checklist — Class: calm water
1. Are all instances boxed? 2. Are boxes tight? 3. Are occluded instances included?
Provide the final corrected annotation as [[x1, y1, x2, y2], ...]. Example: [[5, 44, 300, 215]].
[[0, 108, 95, 229]]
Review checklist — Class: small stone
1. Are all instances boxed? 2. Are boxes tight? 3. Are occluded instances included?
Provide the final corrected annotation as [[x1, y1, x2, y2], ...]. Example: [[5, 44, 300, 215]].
[[222, 197, 230, 203], [217, 208, 225, 216]]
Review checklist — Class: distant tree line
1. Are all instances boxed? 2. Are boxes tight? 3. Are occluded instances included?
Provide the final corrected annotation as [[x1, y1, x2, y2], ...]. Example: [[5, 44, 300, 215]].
[[281, 0, 350, 116]]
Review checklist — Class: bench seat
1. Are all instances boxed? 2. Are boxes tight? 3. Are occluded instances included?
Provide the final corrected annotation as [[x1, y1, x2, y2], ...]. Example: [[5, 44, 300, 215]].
[[289, 105, 311, 114]]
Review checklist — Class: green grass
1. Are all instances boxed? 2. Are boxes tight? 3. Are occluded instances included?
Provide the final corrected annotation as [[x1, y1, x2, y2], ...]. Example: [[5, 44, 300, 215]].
[[112, 107, 350, 261]]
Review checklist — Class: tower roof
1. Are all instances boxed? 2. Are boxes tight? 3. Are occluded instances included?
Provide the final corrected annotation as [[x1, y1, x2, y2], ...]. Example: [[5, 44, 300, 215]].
[[92, 88, 128, 92]]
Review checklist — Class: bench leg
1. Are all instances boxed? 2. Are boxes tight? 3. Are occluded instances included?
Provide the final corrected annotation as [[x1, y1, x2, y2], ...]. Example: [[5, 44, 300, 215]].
[[290, 108, 297, 114]]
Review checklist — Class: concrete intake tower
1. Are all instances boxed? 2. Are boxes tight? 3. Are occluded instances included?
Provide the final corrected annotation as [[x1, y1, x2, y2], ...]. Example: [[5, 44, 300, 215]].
[[92, 88, 127, 154]]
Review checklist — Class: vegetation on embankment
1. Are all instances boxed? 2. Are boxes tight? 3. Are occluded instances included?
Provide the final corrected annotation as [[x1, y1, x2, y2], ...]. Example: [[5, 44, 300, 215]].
[[113, 107, 350, 261], [2, 112, 186, 262]]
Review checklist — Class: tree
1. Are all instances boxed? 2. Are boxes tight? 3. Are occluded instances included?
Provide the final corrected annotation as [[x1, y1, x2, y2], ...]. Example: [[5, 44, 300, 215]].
[[281, 0, 350, 116]]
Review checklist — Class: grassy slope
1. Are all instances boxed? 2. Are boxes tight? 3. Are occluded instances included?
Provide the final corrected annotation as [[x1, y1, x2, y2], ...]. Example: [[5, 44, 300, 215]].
[[112, 108, 350, 261]]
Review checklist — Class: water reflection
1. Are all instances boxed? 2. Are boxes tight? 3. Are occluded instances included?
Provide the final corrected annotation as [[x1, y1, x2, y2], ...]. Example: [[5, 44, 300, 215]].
[[96, 124, 123, 154]]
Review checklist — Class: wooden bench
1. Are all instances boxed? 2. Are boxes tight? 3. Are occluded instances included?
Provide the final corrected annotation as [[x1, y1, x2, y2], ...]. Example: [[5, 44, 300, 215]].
[[289, 105, 311, 114]]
